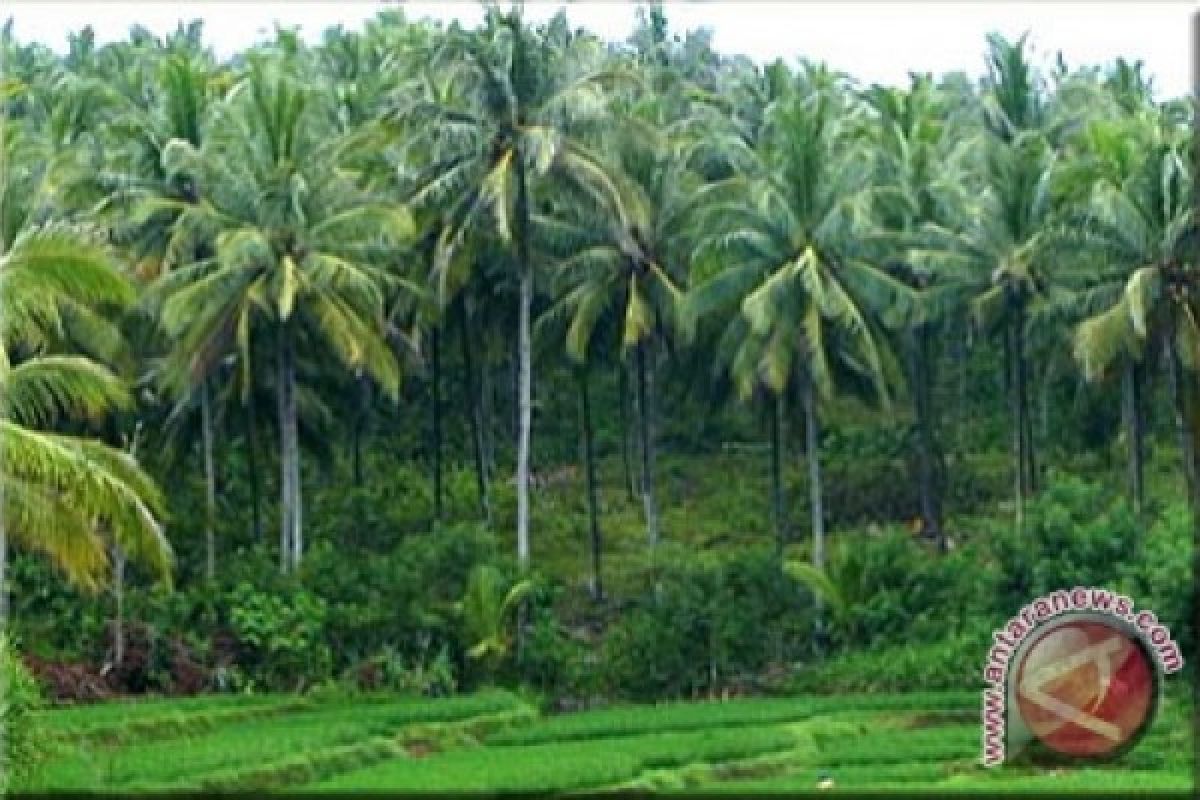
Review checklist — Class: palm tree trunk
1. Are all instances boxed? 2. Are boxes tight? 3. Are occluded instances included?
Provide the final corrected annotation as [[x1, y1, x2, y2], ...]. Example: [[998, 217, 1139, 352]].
[[912, 326, 943, 547], [277, 325, 301, 572], [200, 379, 217, 582], [619, 365, 635, 502], [1016, 323, 1036, 495], [801, 369, 826, 653], [1167, 342, 1197, 500], [112, 544, 126, 666], [955, 325, 968, 439], [770, 389, 787, 560], [1009, 318, 1028, 532], [636, 340, 660, 547], [352, 375, 370, 488], [801, 372, 825, 571], [458, 299, 492, 526], [578, 366, 603, 600], [1122, 363, 1146, 514], [431, 327, 443, 523], [245, 395, 264, 543], [514, 162, 534, 571]]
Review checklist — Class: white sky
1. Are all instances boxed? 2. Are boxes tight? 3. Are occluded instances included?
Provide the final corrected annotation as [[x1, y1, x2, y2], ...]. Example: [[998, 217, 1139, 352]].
[[4, 1, 1196, 100]]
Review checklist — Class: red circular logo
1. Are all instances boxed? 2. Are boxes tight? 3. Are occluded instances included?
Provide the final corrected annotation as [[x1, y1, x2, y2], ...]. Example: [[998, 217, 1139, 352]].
[[1013, 615, 1157, 759]]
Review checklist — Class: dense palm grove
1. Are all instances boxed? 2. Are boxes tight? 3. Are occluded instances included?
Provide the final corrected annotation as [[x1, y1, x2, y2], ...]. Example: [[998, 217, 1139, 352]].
[[1, 4, 1195, 730]]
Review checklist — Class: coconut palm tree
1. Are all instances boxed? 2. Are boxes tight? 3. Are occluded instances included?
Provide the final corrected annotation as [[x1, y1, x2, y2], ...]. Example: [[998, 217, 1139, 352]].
[[688, 64, 906, 582], [393, 6, 628, 569], [147, 57, 413, 572], [908, 36, 1062, 532], [862, 75, 969, 547], [1064, 109, 1197, 513], [96, 51, 230, 579], [537, 85, 696, 548], [1, 113, 170, 605]]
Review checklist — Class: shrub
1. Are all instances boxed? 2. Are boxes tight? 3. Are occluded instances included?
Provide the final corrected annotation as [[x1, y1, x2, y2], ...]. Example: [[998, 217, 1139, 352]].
[[599, 547, 810, 701], [302, 522, 496, 679], [814, 528, 991, 651], [350, 644, 457, 696], [790, 632, 990, 693], [227, 583, 331, 692], [1119, 501, 1193, 662], [515, 602, 594, 703], [984, 472, 1140, 613], [2, 636, 49, 789]]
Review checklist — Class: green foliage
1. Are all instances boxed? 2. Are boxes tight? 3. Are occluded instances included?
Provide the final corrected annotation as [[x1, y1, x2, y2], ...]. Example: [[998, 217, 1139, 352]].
[[791, 635, 988, 693], [984, 472, 1139, 609], [226, 583, 331, 692], [818, 528, 991, 648], [599, 547, 809, 700], [1120, 501, 1194, 658], [459, 564, 533, 674], [1, 636, 49, 789], [301, 522, 496, 681]]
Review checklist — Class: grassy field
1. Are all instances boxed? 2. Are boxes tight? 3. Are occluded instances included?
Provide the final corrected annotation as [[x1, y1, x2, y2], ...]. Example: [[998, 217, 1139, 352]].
[[17, 688, 1193, 793]]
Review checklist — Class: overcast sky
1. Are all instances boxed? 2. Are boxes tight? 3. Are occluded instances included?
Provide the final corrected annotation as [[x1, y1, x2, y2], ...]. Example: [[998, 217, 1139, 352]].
[[5, 2, 1195, 100]]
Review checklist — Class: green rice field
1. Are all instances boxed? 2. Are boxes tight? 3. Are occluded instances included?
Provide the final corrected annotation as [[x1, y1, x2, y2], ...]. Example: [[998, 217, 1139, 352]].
[[15, 688, 1192, 793]]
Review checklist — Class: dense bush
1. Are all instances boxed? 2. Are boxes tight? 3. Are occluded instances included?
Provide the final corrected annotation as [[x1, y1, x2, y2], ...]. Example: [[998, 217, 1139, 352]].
[[818, 528, 993, 650], [598, 547, 810, 701], [9, 457, 1191, 703], [1120, 501, 1194, 660], [224, 583, 332, 692], [303, 522, 497, 676], [791, 633, 990, 693], [984, 472, 1140, 611], [2, 635, 49, 788]]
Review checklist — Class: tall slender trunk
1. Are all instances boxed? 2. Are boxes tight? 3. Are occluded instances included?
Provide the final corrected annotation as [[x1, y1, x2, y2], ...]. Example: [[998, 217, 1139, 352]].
[[578, 367, 603, 600], [801, 372, 824, 571], [482, 358, 496, 480], [1039, 365, 1052, 442], [1167, 342, 1197, 499], [636, 340, 660, 547], [431, 327, 443, 522], [510, 333, 520, 444], [769, 389, 788, 560], [1016, 320, 1037, 494], [911, 326, 943, 546], [514, 162, 534, 571], [201, 380, 217, 581], [277, 325, 301, 572], [801, 370, 826, 652], [1009, 317, 1028, 532], [112, 424, 145, 668], [955, 324, 968, 440], [1122, 363, 1146, 514], [459, 299, 491, 526], [619, 365, 635, 502], [353, 375, 370, 488], [112, 545, 126, 665], [245, 394, 263, 543]]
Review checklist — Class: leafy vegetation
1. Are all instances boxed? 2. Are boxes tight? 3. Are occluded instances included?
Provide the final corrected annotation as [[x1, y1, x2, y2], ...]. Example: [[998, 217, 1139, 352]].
[[0, 2, 1194, 792]]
